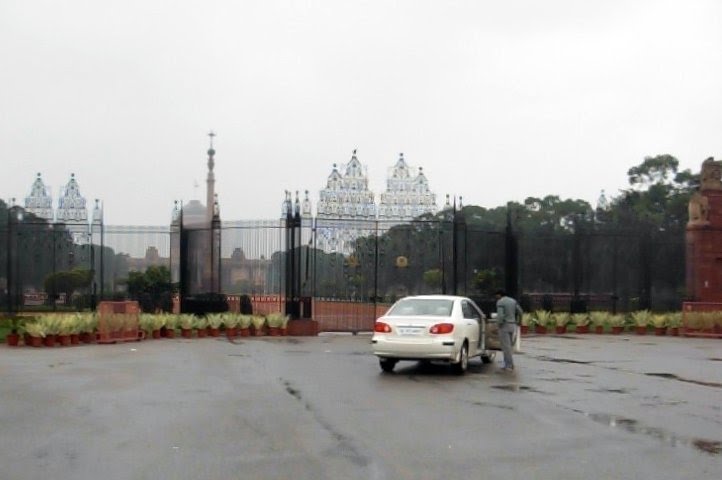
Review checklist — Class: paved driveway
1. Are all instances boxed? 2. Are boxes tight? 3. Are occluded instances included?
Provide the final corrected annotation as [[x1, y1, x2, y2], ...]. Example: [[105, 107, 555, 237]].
[[1, 334, 720, 479]]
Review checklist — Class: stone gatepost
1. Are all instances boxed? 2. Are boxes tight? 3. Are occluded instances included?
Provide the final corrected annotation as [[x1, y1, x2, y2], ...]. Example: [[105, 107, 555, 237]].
[[686, 157, 722, 302]]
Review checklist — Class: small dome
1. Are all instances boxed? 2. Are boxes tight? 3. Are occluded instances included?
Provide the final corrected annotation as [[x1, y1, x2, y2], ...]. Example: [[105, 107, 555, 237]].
[[182, 199, 207, 227]]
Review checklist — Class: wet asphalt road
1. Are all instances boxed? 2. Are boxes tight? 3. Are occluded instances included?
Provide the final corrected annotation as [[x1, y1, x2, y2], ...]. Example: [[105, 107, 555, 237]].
[[1, 333, 720, 480]]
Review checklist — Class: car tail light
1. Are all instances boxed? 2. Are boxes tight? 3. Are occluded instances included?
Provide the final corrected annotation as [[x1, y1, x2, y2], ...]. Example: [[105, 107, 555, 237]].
[[374, 322, 392, 333], [430, 323, 454, 334]]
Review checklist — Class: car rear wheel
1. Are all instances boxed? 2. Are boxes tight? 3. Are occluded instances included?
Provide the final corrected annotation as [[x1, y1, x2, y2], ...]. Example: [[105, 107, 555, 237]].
[[452, 342, 468, 375], [379, 358, 397, 373]]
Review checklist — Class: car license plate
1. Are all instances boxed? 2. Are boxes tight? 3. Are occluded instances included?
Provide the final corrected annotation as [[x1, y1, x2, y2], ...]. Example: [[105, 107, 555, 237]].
[[398, 327, 423, 335]]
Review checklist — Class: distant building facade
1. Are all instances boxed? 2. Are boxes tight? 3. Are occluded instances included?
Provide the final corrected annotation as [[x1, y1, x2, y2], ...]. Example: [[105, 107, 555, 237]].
[[314, 150, 438, 253], [17, 147, 439, 294]]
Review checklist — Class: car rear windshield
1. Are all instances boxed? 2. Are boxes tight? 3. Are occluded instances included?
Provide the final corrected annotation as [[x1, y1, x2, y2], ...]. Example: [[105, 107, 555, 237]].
[[387, 299, 453, 317]]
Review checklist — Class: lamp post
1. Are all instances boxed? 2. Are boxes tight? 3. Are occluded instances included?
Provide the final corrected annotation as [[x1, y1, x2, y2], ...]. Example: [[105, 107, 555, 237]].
[[443, 194, 464, 296], [505, 202, 519, 299]]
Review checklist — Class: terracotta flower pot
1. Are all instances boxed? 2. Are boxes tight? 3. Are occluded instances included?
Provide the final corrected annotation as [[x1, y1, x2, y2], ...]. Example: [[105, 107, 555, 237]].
[[44, 335, 57, 347], [535, 325, 547, 334], [555, 326, 567, 334], [654, 327, 666, 336], [152, 329, 161, 339], [70, 334, 80, 345], [80, 332, 94, 343], [6, 333, 20, 346], [197, 328, 208, 338], [209, 327, 220, 337], [611, 326, 623, 335], [635, 326, 647, 335], [268, 327, 281, 336], [669, 327, 679, 336], [29, 336, 43, 347], [226, 327, 237, 338], [165, 328, 176, 339], [576, 325, 589, 334], [239, 327, 250, 337], [181, 328, 192, 338], [594, 326, 604, 334], [520, 325, 529, 335]]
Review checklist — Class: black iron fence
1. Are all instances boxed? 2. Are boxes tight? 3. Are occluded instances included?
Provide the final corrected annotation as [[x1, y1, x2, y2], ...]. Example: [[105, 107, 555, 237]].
[[0, 214, 687, 315]]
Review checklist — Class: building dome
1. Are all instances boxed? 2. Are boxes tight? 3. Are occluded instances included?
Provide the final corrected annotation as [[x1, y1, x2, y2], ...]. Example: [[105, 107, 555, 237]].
[[182, 199, 207, 227]]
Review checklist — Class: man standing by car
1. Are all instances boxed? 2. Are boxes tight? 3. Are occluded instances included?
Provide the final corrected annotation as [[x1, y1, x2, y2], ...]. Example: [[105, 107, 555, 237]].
[[495, 289, 522, 372]]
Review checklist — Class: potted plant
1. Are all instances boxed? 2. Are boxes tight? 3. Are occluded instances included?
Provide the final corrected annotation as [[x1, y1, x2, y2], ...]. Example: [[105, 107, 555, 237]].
[[207, 313, 224, 337], [668, 312, 682, 336], [239, 315, 252, 336], [520, 313, 534, 335], [266, 312, 287, 336], [140, 313, 157, 340], [652, 314, 668, 335], [24, 321, 45, 347], [79, 313, 97, 343], [632, 310, 651, 335], [151, 314, 165, 339], [164, 314, 178, 338], [224, 313, 240, 338], [573, 313, 590, 334], [534, 310, 552, 334], [179, 314, 195, 338], [553, 312, 571, 334], [590, 311, 609, 334], [251, 315, 267, 336], [5, 317, 22, 346], [42, 315, 60, 347], [194, 316, 209, 338], [69, 314, 83, 345], [609, 314, 626, 334]]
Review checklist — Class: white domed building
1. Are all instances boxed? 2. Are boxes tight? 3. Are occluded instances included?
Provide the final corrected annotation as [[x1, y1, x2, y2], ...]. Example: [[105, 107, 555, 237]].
[[314, 150, 438, 254]]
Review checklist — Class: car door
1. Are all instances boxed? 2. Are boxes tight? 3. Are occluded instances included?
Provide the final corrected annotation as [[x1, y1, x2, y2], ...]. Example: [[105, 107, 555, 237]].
[[460, 300, 481, 355], [467, 299, 486, 352]]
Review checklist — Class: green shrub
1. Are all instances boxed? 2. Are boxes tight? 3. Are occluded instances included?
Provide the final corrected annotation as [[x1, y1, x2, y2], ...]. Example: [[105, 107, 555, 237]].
[[251, 315, 266, 330], [590, 311, 610, 328], [572, 313, 589, 327], [652, 314, 668, 328], [223, 314, 240, 329], [631, 310, 652, 328], [534, 310, 553, 328], [266, 312, 289, 328], [206, 313, 224, 329], [553, 312, 571, 327], [193, 316, 209, 330], [238, 315, 253, 329]]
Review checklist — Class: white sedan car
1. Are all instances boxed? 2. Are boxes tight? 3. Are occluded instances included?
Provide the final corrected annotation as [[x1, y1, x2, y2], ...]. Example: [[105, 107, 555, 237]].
[[371, 295, 495, 374]]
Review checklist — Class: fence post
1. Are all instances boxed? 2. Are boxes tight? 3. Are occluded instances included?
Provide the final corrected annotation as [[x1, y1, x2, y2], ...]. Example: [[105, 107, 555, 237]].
[[504, 203, 518, 299]]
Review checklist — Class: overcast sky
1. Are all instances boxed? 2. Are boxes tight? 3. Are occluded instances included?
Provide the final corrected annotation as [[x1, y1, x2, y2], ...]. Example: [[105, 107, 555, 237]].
[[1, 0, 721, 225]]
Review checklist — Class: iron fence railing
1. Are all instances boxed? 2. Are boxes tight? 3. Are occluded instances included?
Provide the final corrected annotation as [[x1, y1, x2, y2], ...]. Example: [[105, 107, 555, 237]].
[[0, 216, 688, 316]]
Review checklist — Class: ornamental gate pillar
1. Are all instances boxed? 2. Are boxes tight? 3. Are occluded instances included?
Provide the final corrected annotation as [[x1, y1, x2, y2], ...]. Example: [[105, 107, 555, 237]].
[[686, 157, 722, 302]]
